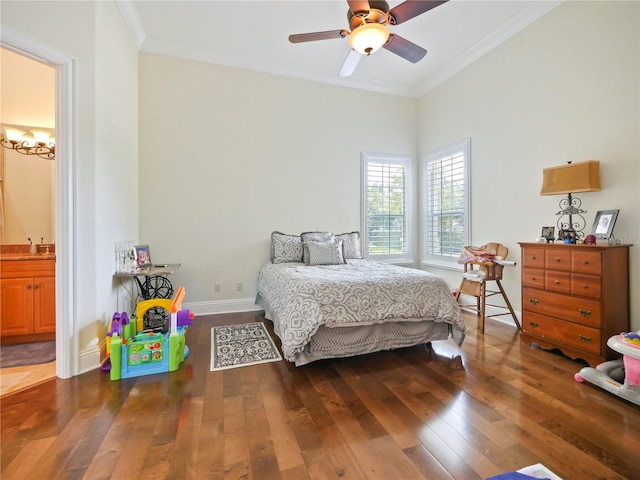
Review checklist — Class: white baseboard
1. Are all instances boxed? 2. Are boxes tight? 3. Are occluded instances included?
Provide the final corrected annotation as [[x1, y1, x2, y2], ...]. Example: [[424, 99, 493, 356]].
[[78, 344, 102, 375], [183, 298, 262, 316]]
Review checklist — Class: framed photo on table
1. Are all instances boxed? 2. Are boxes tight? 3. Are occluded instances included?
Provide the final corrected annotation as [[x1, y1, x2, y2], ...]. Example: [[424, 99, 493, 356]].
[[134, 245, 152, 268], [591, 210, 619, 239]]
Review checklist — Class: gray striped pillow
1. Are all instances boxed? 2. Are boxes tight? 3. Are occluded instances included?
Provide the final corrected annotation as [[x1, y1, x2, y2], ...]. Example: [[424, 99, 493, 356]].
[[304, 240, 345, 266]]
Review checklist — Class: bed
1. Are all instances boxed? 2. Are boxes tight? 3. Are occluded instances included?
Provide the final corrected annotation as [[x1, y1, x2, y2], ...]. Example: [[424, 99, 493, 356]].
[[255, 231, 465, 366]]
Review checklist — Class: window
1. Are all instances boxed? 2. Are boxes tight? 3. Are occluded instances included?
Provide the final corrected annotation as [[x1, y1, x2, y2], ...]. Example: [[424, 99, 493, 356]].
[[423, 139, 470, 267], [361, 152, 412, 262]]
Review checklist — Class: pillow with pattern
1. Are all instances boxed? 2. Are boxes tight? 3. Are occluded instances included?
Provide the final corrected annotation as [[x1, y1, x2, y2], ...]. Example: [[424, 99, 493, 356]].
[[271, 231, 303, 263], [300, 231, 334, 264], [304, 239, 345, 266], [335, 231, 362, 259]]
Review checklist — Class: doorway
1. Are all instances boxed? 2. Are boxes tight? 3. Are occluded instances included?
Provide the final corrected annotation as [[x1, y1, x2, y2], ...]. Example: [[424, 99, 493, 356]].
[[1, 27, 76, 380]]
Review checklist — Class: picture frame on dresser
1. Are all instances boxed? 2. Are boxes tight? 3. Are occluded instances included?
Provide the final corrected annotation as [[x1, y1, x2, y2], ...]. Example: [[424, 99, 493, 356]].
[[541, 226, 555, 242], [591, 209, 619, 239]]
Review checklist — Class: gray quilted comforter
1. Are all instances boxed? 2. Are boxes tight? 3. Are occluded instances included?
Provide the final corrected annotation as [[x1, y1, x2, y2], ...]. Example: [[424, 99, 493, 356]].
[[255, 259, 465, 362]]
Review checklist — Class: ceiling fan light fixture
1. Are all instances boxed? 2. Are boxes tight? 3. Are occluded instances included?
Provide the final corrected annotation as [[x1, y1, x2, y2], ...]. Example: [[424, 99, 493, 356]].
[[348, 22, 389, 56]]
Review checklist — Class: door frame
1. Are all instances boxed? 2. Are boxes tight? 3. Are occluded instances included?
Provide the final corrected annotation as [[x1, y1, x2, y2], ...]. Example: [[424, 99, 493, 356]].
[[1, 27, 77, 379]]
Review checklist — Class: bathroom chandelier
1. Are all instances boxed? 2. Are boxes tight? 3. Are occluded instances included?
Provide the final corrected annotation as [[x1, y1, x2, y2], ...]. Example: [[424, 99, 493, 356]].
[[1, 126, 55, 160]]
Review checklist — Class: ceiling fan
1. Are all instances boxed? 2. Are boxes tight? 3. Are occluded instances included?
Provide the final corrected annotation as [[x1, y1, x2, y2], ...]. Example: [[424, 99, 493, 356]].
[[289, 0, 449, 77]]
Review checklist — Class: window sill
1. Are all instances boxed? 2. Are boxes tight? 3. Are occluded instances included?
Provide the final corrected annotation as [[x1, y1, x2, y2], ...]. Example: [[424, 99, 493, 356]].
[[420, 259, 463, 272]]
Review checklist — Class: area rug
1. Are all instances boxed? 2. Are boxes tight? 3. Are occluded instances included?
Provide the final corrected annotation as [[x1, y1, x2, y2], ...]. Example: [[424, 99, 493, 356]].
[[210, 322, 282, 371], [0, 341, 56, 368]]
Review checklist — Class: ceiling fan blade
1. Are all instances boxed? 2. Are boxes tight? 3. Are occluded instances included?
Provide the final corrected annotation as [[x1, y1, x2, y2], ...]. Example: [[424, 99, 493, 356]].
[[388, 0, 449, 25], [383, 34, 427, 63], [347, 0, 370, 17], [289, 30, 348, 43], [338, 49, 362, 77]]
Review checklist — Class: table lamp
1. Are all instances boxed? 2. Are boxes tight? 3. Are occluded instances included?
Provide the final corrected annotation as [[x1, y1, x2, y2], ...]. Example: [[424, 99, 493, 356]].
[[540, 160, 601, 240]]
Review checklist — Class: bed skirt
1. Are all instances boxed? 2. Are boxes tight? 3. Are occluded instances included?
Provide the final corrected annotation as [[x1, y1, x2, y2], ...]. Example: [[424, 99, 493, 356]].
[[265, 312, 451, 366]]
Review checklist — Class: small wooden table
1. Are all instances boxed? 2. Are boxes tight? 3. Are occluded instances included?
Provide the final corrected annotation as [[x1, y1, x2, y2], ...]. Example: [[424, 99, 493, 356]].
[[114, 263, 181, 300]]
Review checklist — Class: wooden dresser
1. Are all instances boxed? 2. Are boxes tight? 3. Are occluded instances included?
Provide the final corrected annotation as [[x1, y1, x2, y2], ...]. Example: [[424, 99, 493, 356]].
[[519, 242, 631, 367]]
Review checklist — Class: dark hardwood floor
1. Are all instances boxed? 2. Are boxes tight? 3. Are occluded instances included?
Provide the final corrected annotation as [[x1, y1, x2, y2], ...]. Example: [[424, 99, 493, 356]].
[[2, 311, 639, 479]]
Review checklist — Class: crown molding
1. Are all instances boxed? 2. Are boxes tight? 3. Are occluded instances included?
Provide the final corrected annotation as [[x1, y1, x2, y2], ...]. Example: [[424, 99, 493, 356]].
[[116, 0, 146, 49]]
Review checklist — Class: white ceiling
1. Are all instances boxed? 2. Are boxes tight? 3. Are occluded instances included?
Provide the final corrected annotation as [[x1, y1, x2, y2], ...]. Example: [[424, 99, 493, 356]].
[[118, 0, 562, 98]]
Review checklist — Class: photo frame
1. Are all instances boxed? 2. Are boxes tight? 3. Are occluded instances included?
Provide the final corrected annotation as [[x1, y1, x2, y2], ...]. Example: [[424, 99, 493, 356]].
[[591, 209, 619, 239], [541, 226, 555, 242], [134, 244, 152, 268], [562, 229, 577, 244]]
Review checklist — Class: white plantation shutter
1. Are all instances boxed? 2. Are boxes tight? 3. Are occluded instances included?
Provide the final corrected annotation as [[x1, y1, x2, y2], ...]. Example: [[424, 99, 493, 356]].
[[361, 153, 412, 261], [423, 139, 471, 266]]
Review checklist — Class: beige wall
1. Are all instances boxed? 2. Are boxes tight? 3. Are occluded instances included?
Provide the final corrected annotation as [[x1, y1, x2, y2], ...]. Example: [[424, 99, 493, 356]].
[[139, 53, 418, 305], [1, 48, 55, 245], [419, 1, 640, 329]]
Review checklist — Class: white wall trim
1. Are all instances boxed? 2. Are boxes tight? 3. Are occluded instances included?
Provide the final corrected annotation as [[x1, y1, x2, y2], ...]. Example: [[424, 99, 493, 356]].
[[1, 26, 77, 379], [78, 345, 101, 375], [115, 0, 146, 49], [184, 298, 262, 317]]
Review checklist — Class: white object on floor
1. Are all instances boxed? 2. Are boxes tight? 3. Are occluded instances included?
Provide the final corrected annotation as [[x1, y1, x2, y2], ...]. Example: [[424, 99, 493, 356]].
[[517, 463, 563, 480]]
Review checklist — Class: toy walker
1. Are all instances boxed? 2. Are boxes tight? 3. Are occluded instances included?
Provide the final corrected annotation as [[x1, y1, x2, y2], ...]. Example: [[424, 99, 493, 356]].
[[105, 286, 195, 381], [574, 331, 640, 406]]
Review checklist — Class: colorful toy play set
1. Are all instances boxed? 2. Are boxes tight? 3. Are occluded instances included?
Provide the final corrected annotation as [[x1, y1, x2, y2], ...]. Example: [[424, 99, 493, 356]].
[[575, 331, 640, 406], [102, 286, 195, 381]]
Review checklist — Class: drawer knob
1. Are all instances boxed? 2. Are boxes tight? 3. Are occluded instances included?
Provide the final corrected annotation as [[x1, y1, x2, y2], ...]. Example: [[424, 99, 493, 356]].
[[578, 335, 592, 343], [582, 285, 589, 289], [578, 309, 592, 317], [34, 284, 40, 289], [555, 258, 561, 262], [583, 261, 589, 265], [528, 298, 539, 305], [528, 321, 539, 328], [554, 280, 560, 284], [26, 284, 32, 289]]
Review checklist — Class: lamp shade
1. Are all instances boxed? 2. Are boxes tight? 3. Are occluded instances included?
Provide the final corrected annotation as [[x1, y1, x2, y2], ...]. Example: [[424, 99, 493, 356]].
[[540, 160, 601, 195], [349, 23, 389, 55]]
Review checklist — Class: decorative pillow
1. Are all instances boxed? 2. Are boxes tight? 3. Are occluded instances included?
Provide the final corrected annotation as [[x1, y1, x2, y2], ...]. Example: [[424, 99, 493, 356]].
[[270, 231, 303, 263], [304, 239, 345, 266], [335, 231, 362, 259], [300, 231, 334, 264]]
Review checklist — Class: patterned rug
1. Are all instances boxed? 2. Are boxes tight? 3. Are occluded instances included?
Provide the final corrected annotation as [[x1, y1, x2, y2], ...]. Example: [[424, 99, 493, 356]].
[[210, 322, 282, 371], [0, 341, 56, 368]]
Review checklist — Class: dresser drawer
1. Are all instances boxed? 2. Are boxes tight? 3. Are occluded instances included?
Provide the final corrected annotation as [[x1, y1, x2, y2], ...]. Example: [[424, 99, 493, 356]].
[[571, 250, 601, 275], [545, 271, 571, 294], [522, 312, 601, 356], [522, 287, 601, 328], [522, 268, 545, 289], [571, 274, 601, 300], [522, 247, 545, 268], [545, 249, 571, 271]]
